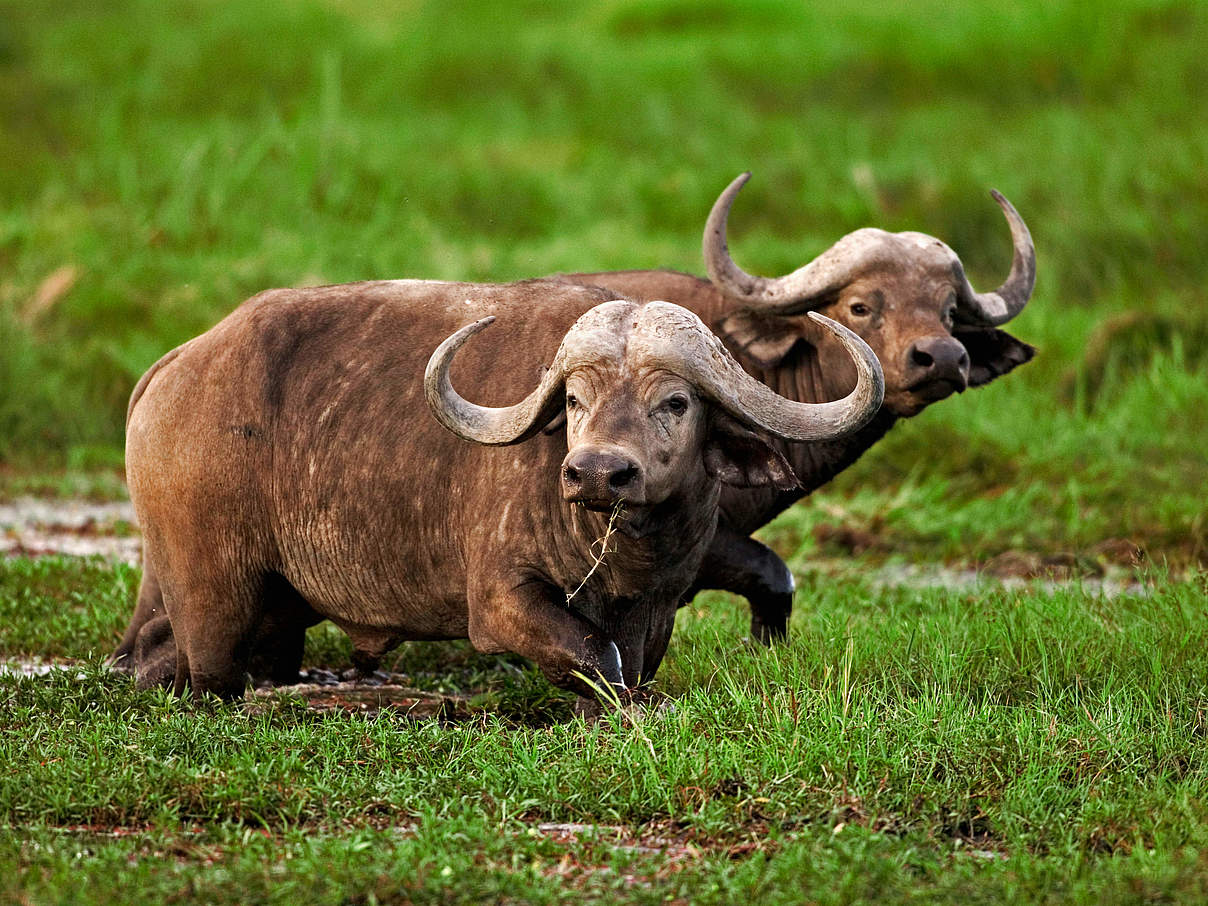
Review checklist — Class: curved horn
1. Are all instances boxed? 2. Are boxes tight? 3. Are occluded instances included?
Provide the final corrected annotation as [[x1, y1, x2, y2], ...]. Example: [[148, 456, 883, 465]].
[[954, 189, 1036, 326], [703, 172, 879, 311], [651, 304, 884, 441], [706, 176, 1037, 325], [424, 316, 566, 446], [703, 172, 772, 302]]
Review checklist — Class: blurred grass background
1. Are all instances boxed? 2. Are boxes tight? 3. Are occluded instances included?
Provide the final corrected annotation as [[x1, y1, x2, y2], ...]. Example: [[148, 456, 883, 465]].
[[1, 0, 1205, 560]]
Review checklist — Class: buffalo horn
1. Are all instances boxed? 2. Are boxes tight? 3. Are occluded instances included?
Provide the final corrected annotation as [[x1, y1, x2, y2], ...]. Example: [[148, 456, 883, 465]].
[[703, 172, 857, 309], [703, 174, 1035, 326], [643, 303, 885, 442], [424, 317, 567, 445], [952, 189, 1036, 326]]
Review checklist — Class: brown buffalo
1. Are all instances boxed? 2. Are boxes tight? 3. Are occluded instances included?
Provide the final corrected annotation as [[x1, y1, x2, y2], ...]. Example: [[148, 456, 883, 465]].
[[112, 279, 882, 708], [562, 173, 1037, 642]]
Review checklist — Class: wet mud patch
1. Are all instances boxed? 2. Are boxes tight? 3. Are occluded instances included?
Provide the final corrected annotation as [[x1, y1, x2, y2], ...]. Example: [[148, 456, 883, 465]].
[[247, 668, 476, 720], [800, 533, 1153, 598], [528, 818, 775, 888], [0, 660, 479, 719], [863, 559, 1151, 598], [537, 818, 773, 859]]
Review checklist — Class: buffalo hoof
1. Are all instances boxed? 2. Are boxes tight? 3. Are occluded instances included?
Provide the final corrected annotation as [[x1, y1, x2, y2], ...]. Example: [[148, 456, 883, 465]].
[[132, 614, 177, 690], [749, 614, 788, 646], [573, 686, 674, 723], [109, 652, 135, 676]]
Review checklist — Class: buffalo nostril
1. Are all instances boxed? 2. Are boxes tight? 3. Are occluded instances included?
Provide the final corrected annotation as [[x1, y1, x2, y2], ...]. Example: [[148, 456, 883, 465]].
[[563, 464, 580, 483], [609, 465, 639, 490], [911, 346, 934, 369]]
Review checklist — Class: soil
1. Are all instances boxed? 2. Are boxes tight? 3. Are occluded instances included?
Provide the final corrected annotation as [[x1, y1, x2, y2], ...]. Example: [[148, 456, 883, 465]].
[[248, 668, 474, 718]]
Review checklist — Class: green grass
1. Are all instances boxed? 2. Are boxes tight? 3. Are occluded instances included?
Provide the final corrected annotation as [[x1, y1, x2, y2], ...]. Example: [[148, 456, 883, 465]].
[[0, 557, 137, 659], [3, 556, 1208, 902], [3, 0, 1207, 900], [1, 0, 1206, 559]]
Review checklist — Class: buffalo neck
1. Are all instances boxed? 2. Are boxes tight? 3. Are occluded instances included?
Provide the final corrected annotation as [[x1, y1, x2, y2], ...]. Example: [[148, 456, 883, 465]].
[[744, 342, 898, 493], [706, 310, 899, 535], [545, 471, 721, 620]]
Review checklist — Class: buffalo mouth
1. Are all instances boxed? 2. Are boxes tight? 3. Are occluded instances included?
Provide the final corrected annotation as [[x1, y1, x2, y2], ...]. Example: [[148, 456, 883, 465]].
[[568, 497, 659, 538], [565, 490, 648, 513], [904, 375, 967, 404], [572, 497, 622, 513]]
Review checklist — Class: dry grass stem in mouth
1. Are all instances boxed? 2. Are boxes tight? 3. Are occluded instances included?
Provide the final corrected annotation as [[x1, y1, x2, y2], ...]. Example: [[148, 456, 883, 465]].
[[566, 502, 624, 605]]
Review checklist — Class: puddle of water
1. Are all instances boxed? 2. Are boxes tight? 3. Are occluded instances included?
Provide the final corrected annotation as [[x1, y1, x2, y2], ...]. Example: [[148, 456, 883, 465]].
[[864, 562, 1148, 598], [0, 497, 140, 564], [0, 659, 85, 678]]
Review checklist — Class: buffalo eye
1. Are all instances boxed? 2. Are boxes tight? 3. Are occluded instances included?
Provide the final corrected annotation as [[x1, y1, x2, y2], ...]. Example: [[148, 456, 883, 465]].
[[849, 301, 871, 317], [664, 394, 689, 417], [566, 394, 579, 410], [942, 298, 957, 328]]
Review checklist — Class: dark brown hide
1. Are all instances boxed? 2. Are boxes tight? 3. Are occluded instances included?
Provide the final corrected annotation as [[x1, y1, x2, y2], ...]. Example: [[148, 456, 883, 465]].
[[113, 280, 873, 709], [560, 189, 1035, 641]]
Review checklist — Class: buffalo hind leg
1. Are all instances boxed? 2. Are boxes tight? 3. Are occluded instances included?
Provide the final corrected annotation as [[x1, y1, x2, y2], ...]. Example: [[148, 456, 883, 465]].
[[111, 552, 165, 674], [120, 571, 315, 690], [694, 529, 795, 644], [168, 575, 267, 700], [131, 613, 177, 689], [247, 573, 321, 686]]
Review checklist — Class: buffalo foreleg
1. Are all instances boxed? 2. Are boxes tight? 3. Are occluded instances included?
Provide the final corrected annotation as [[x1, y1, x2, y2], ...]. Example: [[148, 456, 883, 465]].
[[132, 613, 178, 689], [693, 528, 795, 644], [468, 577, 626, 705]]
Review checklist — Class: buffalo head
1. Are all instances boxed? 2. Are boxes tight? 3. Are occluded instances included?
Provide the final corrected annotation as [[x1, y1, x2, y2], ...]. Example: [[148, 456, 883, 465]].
[[425, 299, 884, 518], [704, 173, 1036, 417]]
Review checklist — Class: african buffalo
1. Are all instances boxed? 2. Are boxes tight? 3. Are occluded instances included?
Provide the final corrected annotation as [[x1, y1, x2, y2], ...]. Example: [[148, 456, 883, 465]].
[[562, 173, 1037, 642], [113, 279, 882, 707]]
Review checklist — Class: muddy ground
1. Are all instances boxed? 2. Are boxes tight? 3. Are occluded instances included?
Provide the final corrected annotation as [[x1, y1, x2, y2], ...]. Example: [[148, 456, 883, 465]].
[[1, 495, 1153, 713]]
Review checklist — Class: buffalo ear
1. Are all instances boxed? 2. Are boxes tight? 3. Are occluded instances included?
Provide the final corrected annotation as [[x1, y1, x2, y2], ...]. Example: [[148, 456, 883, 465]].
[[715, 311, 802, 369], [954, 327, 1036, 387], [704, 411, 800, 490]]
